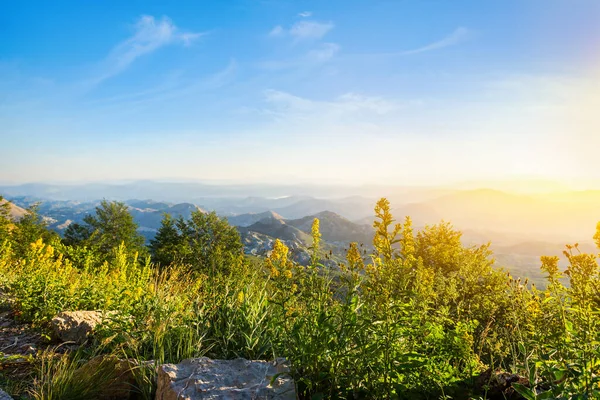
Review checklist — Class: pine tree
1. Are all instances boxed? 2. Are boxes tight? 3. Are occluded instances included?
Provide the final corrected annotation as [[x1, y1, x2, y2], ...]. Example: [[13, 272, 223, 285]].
[[149, 213, 183, 267]]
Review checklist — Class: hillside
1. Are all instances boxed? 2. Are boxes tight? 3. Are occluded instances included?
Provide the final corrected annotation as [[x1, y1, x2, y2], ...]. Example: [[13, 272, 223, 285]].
[[0, 198, 27, 220], [287, 211, 373, 245], [239, 217, 312, 245], [226, 210, 284, 227], [5, 189, 600, 281]]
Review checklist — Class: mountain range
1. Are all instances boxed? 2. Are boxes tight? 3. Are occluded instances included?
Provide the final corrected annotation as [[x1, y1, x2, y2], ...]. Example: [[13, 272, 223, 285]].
[[3, 182, 600, 286]]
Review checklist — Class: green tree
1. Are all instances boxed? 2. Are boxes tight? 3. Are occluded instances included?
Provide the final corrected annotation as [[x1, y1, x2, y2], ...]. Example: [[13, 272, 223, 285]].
[[11, 203, 58, 257], [63, 221, 92, 247], [64, 200, 146, 257], [149, 213, 184, 267], [177, 210, 243, 275]]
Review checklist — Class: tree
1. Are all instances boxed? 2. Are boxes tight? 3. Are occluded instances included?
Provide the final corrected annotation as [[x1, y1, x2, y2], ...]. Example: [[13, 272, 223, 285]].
[[150, 210, 243, 274], [149, 213, 184, 267], [64, 200, 146, 257], [182, 211, 244, 275], [63, 221, 92, 247], [11, 203, 58, 257]]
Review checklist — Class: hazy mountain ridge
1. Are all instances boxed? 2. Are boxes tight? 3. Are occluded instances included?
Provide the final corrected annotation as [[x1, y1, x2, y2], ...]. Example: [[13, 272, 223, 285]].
[[226, 211, 284, 227], [286, 211, 373, 246], [4, 184, 600, 285]]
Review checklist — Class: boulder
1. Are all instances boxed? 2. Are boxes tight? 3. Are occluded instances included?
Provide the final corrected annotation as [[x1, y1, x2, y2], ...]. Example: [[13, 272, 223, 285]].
[[156, 357, 296, 400], [0, 388, 13, 400], [51, 311, 108, 344]]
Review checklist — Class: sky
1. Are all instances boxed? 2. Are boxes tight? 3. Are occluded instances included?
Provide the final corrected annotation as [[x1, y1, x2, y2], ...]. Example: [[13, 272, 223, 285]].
[[1, 0, 599, 186]]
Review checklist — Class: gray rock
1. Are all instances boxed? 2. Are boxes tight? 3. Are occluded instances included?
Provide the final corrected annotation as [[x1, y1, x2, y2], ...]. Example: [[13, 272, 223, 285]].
[[51, 311, 108, 344], [0, 388, 13, 400], [156, 357, 296, 400]]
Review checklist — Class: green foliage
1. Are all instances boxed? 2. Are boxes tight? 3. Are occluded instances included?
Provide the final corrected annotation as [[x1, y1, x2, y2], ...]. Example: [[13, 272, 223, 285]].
[[10, 203, 58, 258], [28, 350, 124, 400], [149, 213, 182, 267], [150, 210, 244, 275], [1, 197, 600, 399], [64, 200, 147, 260]]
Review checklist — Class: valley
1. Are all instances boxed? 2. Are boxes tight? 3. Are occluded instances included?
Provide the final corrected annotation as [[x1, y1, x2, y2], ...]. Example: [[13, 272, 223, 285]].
[[2, 182, 598, 286]]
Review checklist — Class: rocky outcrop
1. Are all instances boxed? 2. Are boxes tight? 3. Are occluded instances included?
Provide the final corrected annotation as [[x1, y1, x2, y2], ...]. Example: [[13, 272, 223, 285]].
[[51, 311, 109, 344], [156, 357, 296, 400], [0, 388, 13, 400]]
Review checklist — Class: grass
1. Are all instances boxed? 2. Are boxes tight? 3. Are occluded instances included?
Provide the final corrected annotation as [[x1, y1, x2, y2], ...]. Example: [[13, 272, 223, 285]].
[[0, 199, 599, 399]]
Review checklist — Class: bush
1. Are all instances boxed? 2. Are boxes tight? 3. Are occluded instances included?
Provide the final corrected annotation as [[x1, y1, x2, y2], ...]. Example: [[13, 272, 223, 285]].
[[1, 198, 599, 399]]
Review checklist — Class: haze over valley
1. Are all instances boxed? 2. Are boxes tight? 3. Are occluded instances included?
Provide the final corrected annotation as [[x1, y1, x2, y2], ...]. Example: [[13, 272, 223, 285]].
[[2, 1, 600, 398], [3, 180, 598, 285]]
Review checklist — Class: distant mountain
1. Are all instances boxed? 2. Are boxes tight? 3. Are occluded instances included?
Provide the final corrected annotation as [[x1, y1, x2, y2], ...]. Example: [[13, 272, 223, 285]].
[[5, 185, 600, 283], [234, 210, 375, 267], [129, 202, 206, 237], [0, 181, 382, 203], [272, 197, 373, 220], [0, 198, 27, 220], [226, 211, 284, 227], [126, 199, 173, 211], [237, 216, 314, 264], [287, 211, 373, 245], [240, 217, 311, 245]]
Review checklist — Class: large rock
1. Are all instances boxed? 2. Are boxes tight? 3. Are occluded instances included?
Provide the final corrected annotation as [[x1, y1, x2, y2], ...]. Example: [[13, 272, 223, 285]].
[[0, 388, 13, 400], [51, 311, 108, 344], [156, 357, 296, 400]]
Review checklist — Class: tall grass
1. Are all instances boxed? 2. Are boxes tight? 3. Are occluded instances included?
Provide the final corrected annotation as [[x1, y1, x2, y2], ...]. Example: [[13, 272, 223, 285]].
[[1, 199, 600, 399]]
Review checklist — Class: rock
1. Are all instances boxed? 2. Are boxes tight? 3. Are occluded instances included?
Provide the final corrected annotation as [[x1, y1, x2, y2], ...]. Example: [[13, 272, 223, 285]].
[[156, 357, 296, 400], [0, 388, 13, 400], [51, 311, 109, 344]]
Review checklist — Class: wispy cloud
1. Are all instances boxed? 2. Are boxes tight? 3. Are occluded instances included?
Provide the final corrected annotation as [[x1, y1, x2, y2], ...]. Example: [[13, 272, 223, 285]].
[[290, 21, 334, 40], [95, 15, 205, 84], [348, 27, 472, 60], [306, 43, 340, 62], [401, 27, 471, 55], [298, 11, 312, 18], [262, 89, 403, 122], [269, 25, 284, 37], [257, 43, 340, 70], [90, 59, 238, 110], [268, 20, 334, 41]]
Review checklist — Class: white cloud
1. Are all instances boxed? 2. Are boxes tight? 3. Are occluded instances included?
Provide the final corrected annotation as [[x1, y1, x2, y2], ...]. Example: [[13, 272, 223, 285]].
[[401, 27, 471, 55], [268, 20, 334, 41], [269, 25, 284, 37], [290, 21, 334, 40], [306, 43, 340, 61], [97, 15, 205, 83], [298, 11, 312, 18]]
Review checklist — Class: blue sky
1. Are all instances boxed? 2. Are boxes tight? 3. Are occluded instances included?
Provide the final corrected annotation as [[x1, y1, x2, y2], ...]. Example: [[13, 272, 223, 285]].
[[1, 0, 599, 185]]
